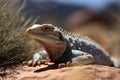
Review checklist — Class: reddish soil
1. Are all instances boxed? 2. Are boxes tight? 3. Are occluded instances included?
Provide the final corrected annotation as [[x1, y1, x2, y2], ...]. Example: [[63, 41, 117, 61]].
[[1, 63, 120, 80]]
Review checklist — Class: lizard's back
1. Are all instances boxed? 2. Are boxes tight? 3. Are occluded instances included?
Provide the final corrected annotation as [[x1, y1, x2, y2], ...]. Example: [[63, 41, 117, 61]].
[[63, 35, 113, 66]]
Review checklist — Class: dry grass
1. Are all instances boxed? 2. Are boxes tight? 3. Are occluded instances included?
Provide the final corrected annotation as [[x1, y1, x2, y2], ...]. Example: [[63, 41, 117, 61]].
[[0, 0, 40, 67]]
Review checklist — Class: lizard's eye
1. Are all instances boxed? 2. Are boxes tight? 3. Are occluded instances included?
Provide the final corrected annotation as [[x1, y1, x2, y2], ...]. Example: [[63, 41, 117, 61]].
[[40, 24, 54, 31], [44, 27, 49, 30], [41, 26, 50, 31]]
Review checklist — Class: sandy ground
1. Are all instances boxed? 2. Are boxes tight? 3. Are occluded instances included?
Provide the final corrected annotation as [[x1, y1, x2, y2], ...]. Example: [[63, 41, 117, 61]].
[[1, 63, 120, 80]]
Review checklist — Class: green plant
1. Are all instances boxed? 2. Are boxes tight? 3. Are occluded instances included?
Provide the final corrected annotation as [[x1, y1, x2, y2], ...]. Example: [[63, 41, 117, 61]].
[[0, 0, 39, 67]]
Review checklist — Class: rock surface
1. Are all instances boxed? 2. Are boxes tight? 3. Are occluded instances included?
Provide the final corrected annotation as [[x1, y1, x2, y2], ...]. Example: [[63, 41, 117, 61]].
[[1, 64, 120, 80]]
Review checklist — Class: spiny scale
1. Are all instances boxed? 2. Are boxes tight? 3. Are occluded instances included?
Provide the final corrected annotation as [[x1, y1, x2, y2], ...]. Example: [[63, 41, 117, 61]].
[[58, 27, 82, 37], [58, 27, 96, 43]]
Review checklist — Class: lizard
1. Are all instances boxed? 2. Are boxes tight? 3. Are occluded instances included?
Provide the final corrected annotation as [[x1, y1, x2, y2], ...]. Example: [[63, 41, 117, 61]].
[[23, 24, 120, 68]]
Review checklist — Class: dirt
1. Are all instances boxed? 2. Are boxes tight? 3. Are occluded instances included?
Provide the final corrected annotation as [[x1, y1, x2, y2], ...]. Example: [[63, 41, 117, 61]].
[[1, 63, 120, 80]]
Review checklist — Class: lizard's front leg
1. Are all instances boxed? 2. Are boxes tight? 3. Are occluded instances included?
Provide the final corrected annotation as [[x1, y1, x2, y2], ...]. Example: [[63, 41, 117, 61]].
[[23, 50, 50, 66]]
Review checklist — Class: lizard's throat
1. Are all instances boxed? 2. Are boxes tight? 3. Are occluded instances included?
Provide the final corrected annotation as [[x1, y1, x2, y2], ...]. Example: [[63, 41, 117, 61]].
[[34, 39, 67, 61]]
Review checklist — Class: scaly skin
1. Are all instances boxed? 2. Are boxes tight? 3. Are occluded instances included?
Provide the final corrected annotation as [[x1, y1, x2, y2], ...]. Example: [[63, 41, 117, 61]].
[[24, 24, 120, 68]]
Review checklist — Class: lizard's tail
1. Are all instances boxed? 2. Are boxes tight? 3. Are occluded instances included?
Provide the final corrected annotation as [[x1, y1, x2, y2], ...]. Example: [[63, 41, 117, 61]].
[[111, 57, 120, 68]]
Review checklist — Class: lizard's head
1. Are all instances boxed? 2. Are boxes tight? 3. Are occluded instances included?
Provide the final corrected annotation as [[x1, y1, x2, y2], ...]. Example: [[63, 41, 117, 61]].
[[26, 24, 65, 42], [26, 24, 67, 59]]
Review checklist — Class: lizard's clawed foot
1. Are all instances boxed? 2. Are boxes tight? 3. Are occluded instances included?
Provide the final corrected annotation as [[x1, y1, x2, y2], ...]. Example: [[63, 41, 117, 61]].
[[22, 59, 50, 67], [22, 60, 41, 67], [58, 62, 72, 68], [58, 63, 66, 68], [58, 62, 84, 68], [22, 51, 50, 67]]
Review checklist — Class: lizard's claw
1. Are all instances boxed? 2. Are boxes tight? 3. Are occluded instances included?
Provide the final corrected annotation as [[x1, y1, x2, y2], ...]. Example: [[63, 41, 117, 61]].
[[37, 60, 41, 66], [22, 61, 28, 65], [22, 60, 33, 66], [32, 59, 42, 67], [28, 60, 33, 66], [32, 60, 37, 67]]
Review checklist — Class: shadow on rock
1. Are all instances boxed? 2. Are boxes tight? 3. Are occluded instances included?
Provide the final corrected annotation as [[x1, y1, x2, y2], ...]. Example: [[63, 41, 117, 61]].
[[34, 64, 58, 73]]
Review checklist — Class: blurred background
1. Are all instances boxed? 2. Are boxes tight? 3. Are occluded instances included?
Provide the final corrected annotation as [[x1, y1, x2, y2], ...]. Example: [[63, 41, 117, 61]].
[[23, 0, 120, 27], [0, 0, 120, 67]]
